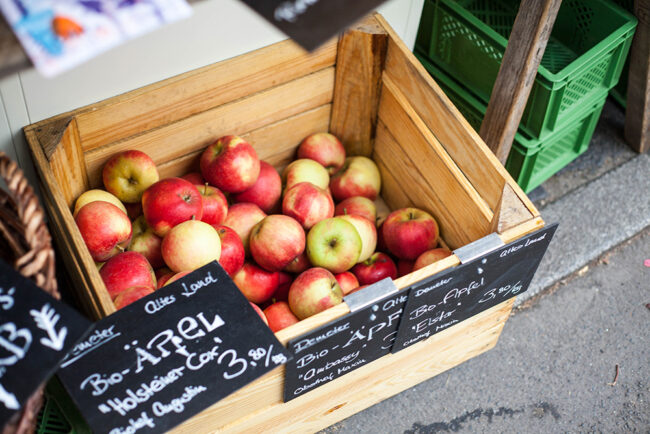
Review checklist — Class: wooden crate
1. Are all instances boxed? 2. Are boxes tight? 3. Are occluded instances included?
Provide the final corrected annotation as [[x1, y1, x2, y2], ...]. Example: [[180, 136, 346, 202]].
[[25, 14, 545, 433]]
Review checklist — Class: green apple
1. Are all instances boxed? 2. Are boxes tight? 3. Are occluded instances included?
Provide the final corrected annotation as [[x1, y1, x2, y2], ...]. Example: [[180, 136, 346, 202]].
[[306, 217, 361, 273]]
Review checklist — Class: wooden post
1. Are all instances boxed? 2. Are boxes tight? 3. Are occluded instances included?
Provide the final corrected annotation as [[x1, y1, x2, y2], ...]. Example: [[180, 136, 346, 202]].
[[624, 0, 650, 153], [479, 0, 562, 164], [330, 15, 388, 157]]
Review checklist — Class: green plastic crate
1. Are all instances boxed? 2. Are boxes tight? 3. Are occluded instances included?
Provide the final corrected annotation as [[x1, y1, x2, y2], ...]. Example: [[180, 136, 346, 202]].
[[36, 377, 90, 434], [609, 0, 634, 107], [416, 0, 636, 138], [419, 55, 606, 193]]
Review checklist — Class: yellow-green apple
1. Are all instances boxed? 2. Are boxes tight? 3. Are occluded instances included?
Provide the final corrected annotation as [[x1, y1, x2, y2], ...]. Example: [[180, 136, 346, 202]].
[[250, 215, 305, 271], [413, 248, 452, 271], [113, 286, 154, 310], [100, 251, 156, 298], [284, 251, 311, 274], [250, 302, 268, 325], [128, 216, 164, 269], [212, 225, 245, 277], [297, 133, 346, 175], [196, 184, 228, 226], [200, 135, 260, 193], [102, 150, 159, 203], [397, 259, 414, 277], [163, 271, 192, 287], [382, 208, 439, 260], [181, 172, 204, 185], [338, 214, 377, 262], [282, 182, 334, 229], [232, 161, 282, 213], [161, 220, 221, 272], [155, 267, 175, 288], [329, 156, 381, 201], [232, 262, 280, 304], [125, 202, 142, 220], [73, 189, 127, 217], [334, 196, 377, 223], [282, 159, 329, 191], [142, 178, 203, 237], [75, 201, 132, 262], [223, 202, 266, 254], [288, 267, 343, 319], [352, 252, 397, 285], [306, 217, 361, 273], [334, 271, 359, 295], [264, 301, 299, 332]]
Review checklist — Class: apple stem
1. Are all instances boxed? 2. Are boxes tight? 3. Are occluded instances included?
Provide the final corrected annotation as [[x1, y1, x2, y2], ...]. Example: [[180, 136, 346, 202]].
[[204, 183, 209, 195], [191, 215, 196, 221], [116, 245, 125, 253]]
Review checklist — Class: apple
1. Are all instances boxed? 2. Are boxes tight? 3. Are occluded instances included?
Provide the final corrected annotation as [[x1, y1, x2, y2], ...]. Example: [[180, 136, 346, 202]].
[[102, 150, 159, 203], [282, 159, 329, 191], [413, 248, 453, 271], [75, 201, 132, 262], [113, 286, 154, 310], [142, 178, 203, 237], [306, 217, 361, 274], [125, 202, 143, 220], [397, 259, 414, 277], [128, 216, 164, 269], [334, 196, 377, 223], [196, 184, 228, 226], [338, 214, 377, 263], [272, 272, 293, 302], [156, 268, 175, 288], [288, 267, 343, 320], [329, 156, 381, 201], [351, 252, 397, 285], [181, 172, 204, 185], [73, 189, 127, 217], [200, 135, 260, 193], [223, 202, 266, 254], [213, 225, 245, 277], [232, 161, 282, 213], [249, 215, 305, 271], [376, 221, 388, 252], [382, 208, 439, 260], [296, 133, 345, 175], [334, 271, 359, 295], [250, 302, 268, 325], [232, 262, 280, 304], [100, 251, 156, 298], [163, 271, 192, 287], [264, 301, 299, 332], [282, 182, 334, 229], [161, 220, 221, 272], [284, 251, 311, 274]]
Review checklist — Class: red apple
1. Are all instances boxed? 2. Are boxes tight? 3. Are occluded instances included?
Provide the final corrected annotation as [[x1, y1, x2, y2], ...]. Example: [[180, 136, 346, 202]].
[[413, 248, 453, 271], [250, 215, 305, 271], [75, 201, 132, 262], [377, 221, 388, 252], [142, 178, 203, 237], [103, 150, 159, 203], [161, 220, 221, 272], [334, 196, 377, 223], [264, 301, 299, 332], [272, 272, 293, 302], [232, 161, 281, 213], [163, 271, 192, 287], [297, 133, 346, 175], [338, 214, 377, 263], [125, 202, 143, 220], [282, 159, 329, 191], [232, 262, 280, 304], [250, 302, 268, 325], [200, 135, 260, 193], [397, 259, 414, 277], [284, 251, 311, 274], [223, 202, 266, 254], [181, 172, 204, 185], [73, 189, 127, 217], [335, 271, 359, 295], [330, 156, 381, 201], [213, 225, 245, 276], [156, 268, 175, 288], [288, 267, 343, 320], [352, 252, 397, 285], [128, 215, 164, 269], [196, 184, 228, 226], [382, 208, 439, 260], [282, 182, 334, 230], [113, 286, 154, 310], [100, 251, 156, 298], [306, 217, 361, 273]]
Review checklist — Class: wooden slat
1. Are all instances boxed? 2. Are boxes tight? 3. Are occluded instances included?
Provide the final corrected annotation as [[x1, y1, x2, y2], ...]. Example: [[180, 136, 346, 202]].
[[329, 15, 388, 156], [84, 68, 336, 186], [490, 182, 535, 234], [75, 40, 337, 151]]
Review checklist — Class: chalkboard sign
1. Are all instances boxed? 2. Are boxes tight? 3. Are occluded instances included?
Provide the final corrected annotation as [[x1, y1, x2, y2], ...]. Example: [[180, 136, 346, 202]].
[[392, 224, 558, 352], [284, 278, 408, 401], [57, 262, 291, 434], [0, 259, 91, 425], [239, 0, 389, 50]]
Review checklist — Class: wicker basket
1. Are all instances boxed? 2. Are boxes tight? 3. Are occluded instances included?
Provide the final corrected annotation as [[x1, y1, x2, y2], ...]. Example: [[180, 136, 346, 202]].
[[0, 152, 58, 434]]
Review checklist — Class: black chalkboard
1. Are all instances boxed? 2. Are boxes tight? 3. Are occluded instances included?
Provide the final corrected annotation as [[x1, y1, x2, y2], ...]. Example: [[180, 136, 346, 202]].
[[392, 224, 558, 352], [57, 261, 291, 434], [284, 278, 408, 401], [239, 0, 389, 50], [0, 259, 91, 425]]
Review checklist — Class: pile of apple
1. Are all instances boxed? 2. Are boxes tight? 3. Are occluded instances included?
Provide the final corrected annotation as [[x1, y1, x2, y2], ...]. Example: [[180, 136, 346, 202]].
[[74, 133, 452, 332]]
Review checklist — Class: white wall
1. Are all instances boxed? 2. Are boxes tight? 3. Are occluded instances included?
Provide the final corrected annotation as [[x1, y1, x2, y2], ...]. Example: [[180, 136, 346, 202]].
[[0, 0, 423, 185]]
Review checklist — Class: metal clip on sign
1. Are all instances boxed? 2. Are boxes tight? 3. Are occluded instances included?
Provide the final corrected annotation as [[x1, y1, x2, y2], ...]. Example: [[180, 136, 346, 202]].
[[344, 278, 398, 312], [453, 233, 505, 264]]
